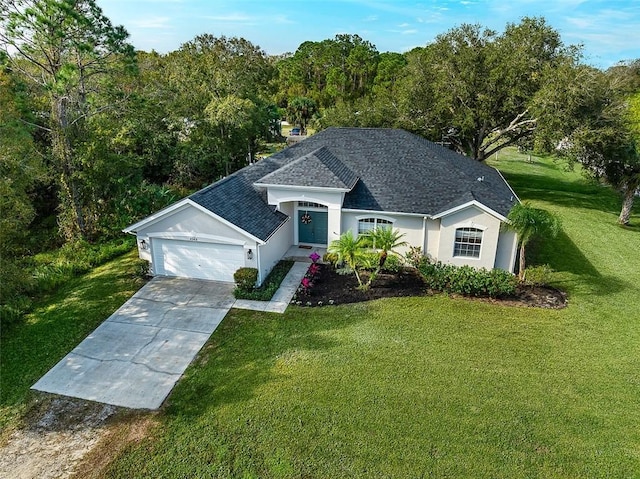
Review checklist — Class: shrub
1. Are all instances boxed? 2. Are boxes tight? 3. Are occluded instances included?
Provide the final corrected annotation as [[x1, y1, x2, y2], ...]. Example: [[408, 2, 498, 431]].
[[233, 267, 259, 292], [323, 252, 338, 264], [405, 246, 424, 268], [523, 264, 554, 286], [358, 252, 380, 271], [134, 258, 151, 279], [233, 261, 294, 300], [381, 254, 402, 273], [418, 260, 516, 298], [0, 297, 32, 328], [30, 238, 135, 293], [1, 238, 135, 328]]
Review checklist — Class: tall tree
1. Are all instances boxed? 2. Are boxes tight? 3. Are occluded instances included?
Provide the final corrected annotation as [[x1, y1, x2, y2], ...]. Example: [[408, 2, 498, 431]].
[[160, 34, 277, 186], [1, 0, 135, 240], [276, 34, 379, 109], [400, 17, 578, 161], [0, 70, 43, 301], [538, 62, 640, 224], [287, 96, 317, 134]]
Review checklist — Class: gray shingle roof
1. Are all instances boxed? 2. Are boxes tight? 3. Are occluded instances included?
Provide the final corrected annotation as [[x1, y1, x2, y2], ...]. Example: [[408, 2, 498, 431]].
[[188, 128, 517, 241], [189, 161, 289, 241], [255, 146, 358, 190]]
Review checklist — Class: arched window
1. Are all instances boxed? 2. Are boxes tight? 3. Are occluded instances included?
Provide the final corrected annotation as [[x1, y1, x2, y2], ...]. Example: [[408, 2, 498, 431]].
[[454, 227, 483, 258], [358, 217, 393, 236]]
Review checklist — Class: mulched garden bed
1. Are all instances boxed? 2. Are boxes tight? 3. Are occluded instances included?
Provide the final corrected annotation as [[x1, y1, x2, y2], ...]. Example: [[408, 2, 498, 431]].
[[294, 263, 567, 309]]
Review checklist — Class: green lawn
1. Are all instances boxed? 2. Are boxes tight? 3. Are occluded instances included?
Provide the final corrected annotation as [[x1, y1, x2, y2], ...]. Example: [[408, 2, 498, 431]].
[[101, 151, 640, 478], [0, 250, 146, 438]]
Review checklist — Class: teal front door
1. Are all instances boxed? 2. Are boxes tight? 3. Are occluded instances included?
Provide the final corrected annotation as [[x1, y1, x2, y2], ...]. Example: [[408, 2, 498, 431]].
[[298, 211, 328, 245]]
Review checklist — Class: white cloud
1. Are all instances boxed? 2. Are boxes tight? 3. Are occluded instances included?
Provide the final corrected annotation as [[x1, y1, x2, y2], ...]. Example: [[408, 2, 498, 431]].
[[273, 14, 295, 24], [565, 17, 595, 29]]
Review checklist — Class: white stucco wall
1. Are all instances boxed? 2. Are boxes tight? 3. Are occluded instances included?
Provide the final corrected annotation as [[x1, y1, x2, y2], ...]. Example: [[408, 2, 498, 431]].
[[424, 218, 440, 260], [257, 218, 293, 285], [438, 206, 502, 269], [136, 204, 249, 242], [267, 188, 344, 245], [494, 226, 518, 272], [340, 211, 424, 255], [132, 203, 255, 272], [266, 187, 344, 210]]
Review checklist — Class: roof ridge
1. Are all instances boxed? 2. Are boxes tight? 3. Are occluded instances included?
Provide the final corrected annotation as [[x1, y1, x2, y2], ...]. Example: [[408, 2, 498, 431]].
[[314, 147, 359, 189]]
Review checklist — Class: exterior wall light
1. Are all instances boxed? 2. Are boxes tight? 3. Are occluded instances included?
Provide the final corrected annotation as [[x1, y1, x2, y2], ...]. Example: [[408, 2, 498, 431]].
[[247, 248, 253, 260], [140, 239, 148, 250]]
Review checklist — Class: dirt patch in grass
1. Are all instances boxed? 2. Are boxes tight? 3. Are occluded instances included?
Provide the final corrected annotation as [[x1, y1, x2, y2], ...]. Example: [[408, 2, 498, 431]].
[[0, 394, 118, 479], [296, 264, 567, 309], [0, 393, 155, 479], [71, 411, 158, 479]]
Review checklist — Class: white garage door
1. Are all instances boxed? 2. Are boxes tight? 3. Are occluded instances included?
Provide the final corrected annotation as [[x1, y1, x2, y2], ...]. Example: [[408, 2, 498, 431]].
[[152, 239, 244, 282]]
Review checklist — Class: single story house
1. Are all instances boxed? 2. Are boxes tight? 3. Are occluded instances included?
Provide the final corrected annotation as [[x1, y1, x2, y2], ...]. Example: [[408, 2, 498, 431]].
[[124, 128, 519, 284]]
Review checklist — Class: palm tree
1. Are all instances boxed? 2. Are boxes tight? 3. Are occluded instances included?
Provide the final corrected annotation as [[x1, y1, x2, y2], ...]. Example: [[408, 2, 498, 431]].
[[287, 96, 317, 135], [368, 227, 407, 271], [327, 230, 367, 288], [507, 202, 561, 281]]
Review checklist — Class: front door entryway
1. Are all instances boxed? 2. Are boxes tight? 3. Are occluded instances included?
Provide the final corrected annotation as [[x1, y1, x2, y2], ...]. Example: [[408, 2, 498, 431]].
[[298, 210, 328, 245]]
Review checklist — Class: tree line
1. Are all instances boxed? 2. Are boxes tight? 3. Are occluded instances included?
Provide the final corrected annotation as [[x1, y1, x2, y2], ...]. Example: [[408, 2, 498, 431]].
[[1, 0, 639, 304]]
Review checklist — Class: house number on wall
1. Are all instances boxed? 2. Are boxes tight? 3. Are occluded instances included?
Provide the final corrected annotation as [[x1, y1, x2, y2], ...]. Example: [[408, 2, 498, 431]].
[[189, 236, 198, 241]]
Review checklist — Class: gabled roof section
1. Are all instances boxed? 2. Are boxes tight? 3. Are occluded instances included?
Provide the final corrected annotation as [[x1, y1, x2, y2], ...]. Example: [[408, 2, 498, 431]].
[[189, 172, 289, 242], [255, 146, 359, 191]]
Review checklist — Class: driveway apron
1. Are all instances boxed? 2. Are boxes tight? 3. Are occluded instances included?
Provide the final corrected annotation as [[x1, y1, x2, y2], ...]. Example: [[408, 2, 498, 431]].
[[32, 277, 235, 409]]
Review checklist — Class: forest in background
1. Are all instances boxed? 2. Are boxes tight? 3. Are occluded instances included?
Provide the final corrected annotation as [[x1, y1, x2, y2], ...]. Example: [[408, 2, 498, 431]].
[[1, 0, 639, 321]]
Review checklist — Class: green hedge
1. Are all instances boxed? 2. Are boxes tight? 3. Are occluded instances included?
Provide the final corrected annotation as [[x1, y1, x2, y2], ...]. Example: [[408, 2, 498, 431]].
[[417, 260, 517, 298], [233, 268, 259, 292], [233, 261, 294, 301]]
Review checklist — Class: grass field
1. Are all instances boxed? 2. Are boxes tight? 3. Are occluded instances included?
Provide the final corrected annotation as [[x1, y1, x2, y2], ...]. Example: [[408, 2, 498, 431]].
[[2, 150, 639, 477], [0, 251, 146, 438], [100, 151, 640, 478]]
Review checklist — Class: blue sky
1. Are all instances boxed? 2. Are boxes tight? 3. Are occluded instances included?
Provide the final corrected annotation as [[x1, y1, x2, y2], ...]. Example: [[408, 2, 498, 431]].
[[98, 0, 639, 68]]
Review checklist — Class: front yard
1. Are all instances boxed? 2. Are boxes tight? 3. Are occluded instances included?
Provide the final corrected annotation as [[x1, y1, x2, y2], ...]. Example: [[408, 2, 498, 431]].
[[101, 152, 640, 478], [1, 150, 639, 478]]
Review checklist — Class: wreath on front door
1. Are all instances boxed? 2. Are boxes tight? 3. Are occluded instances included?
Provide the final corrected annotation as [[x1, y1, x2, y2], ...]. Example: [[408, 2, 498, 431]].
[[301, 212, 312, 224]]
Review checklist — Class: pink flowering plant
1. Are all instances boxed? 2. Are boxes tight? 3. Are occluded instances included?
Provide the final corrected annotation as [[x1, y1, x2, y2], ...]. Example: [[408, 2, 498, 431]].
[[295, 252, 323, 297]]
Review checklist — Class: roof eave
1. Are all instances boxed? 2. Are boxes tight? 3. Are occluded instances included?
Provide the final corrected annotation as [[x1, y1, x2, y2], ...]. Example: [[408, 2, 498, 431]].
[[253, 183, 352, 193], [432, 200, 509, 222], [122, 199, 192, 234], [123, 198, 268, 245]]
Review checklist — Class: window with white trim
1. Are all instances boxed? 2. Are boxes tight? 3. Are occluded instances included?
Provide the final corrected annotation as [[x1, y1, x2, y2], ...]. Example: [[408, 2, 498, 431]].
[[454, 227, 483, 258], [358, 217, 393, 235], [298, 201, 327, 209]]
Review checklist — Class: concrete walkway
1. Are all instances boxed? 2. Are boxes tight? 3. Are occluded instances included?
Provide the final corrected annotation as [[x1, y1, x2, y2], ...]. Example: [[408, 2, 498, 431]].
[[234, 261, 308, 313], [32, 262, 309, 409]]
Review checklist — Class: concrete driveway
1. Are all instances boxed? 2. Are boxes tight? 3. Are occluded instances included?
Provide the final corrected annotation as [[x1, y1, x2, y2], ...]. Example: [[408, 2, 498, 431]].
[[32, 277, 235, 409]]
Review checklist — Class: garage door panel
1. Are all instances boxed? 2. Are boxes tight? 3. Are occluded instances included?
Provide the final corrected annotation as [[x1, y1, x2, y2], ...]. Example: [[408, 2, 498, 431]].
[[153, 239, 244, 282]]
